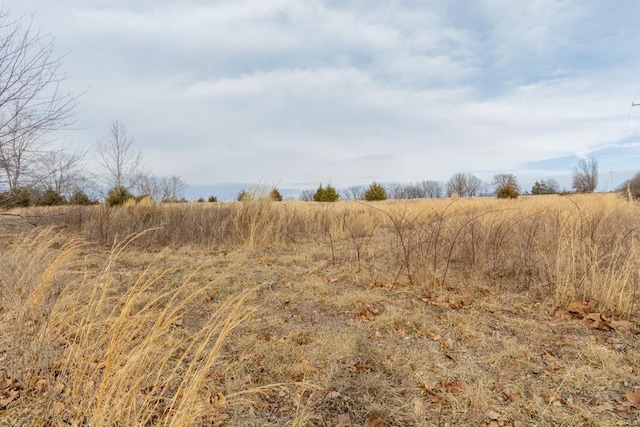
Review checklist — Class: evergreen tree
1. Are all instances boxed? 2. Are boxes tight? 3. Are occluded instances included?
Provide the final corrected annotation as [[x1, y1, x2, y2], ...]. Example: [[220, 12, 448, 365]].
[[364, 182, 388, 201]]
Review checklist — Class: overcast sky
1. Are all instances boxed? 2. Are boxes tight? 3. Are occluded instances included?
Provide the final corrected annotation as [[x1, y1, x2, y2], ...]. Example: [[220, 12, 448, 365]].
[[5, 1, 640, 198]]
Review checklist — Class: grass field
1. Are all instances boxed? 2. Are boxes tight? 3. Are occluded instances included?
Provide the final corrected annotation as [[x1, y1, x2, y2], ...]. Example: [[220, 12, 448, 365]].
[[1, 194, 639, 426]]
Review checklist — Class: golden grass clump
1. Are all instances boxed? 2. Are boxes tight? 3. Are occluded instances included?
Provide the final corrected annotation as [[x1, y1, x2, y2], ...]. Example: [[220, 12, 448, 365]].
[[0, 228, 254, 425]]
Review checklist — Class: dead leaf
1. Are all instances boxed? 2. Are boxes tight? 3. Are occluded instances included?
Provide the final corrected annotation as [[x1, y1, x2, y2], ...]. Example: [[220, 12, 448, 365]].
[[610, 319, 634, 332], [626, 391, 640, 405], [426, 332, 441, 341], [450, 299, 470, 309], [34, 376, 48, 393], [211, 392, 227, 407], [421, 380, 437, 392], [503, 388, 521, 402], [0, 378, 12, 390], [335, 413, 352, 427], [353, 306, 380, 321], [53, 382, 65, 395], [485, 410, 500, 420], [369, 279, 394, 289], [0, 392, 19, 409], [444, 380, 468, 394], [532, 393, 545, 406], [364, 415, 387, 427], [374, 330, 383, 340], [594, 402, 615, 412], [352, 362, 373, 373], [289, 372, 304, 381], [326, 391, 341, 399], [52, 401, 65, 415], [568, 300, 590, 316], [584, 312, 615, 330]]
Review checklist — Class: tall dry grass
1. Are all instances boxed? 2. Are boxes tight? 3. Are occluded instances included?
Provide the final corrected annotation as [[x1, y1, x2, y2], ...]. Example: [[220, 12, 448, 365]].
[[27, 193, 640, 318], [0, 228, 254, 425]]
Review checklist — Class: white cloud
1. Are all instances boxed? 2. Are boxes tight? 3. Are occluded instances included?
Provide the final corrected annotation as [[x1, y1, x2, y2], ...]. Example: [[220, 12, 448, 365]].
[[2, 0, 640, 195]]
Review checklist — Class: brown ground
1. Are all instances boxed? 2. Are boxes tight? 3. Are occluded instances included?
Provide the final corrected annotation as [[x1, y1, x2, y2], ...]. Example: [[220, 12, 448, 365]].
[[1, 198, 639, 426]]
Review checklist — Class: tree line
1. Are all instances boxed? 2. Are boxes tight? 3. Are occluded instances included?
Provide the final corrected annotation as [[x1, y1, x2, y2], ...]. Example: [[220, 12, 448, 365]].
[[297, 158, 599, 202]]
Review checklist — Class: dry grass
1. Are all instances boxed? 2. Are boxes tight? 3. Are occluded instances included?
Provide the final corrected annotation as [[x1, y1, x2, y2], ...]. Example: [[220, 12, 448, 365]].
[[1, 228, 255, 425], [1, 194, 639, 425]]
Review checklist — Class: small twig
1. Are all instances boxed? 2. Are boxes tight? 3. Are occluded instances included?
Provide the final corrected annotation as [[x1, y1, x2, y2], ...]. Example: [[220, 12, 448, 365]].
[[536, 363, 575, 425], [0, 212, 38, 226]]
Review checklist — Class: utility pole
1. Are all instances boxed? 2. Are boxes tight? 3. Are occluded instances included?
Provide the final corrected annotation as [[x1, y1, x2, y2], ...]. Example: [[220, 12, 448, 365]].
[[609, 170, 614, 192]]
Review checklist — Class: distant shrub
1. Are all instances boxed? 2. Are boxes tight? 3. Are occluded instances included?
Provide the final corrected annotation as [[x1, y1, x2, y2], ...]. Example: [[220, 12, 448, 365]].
[[531, 180, 559, 195], [0, 187, 32, 208], [237, 190, 252, 202], [106, 186, 135, 206], [497, 184, 519, 199], [364, 182, 387, 201], [313, 184, 339, 202], [270, 188, 283, 201], [39, 189, 65, 206], [196, 197, 205, 203], [69, 190, 94, 205], [207, 195, 218, 203]]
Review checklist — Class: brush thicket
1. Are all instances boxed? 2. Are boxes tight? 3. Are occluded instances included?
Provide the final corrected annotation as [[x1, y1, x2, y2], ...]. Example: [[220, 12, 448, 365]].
[[28, 193, 640, 317]]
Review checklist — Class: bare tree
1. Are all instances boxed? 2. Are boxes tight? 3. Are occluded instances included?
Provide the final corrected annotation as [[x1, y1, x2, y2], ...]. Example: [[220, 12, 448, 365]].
[[130, 172, 187, 202], [96, 120, 141, 190], [467, 174, 483, 196], [38, 147, 87, 197], [385, 183, 404, 199], [341, 185, 365, 200], [131, 171, 159, 198], [546, 179, 560, 193], [572, 157, 598, 193], [446, 173, 482, 197], [447, 173, 466, 197], [492, 174, 519, 191], [0, 11, 77, 197], [299, 189, 314, 201], [0, 11, 76, 143], [0, 118, 42, 191], [158, 175, 186, 202], [403, 183, 422, 199], [0, 11, 78, 207], [419, 180, 444, 198]]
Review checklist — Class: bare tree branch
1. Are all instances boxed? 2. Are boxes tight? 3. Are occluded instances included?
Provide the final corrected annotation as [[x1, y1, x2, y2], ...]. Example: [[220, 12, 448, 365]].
[[0, 10, 76, 144], [96, 120, 142, 189]]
